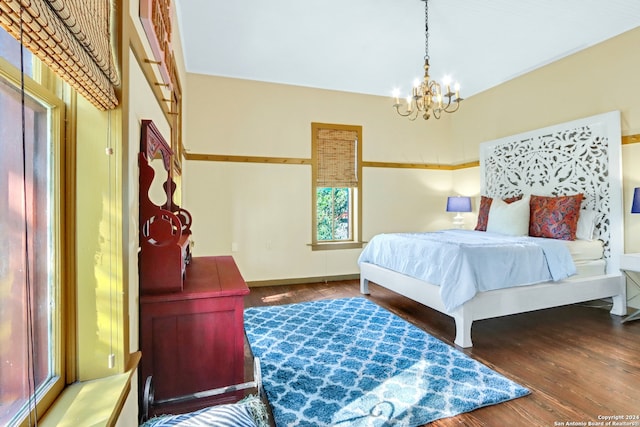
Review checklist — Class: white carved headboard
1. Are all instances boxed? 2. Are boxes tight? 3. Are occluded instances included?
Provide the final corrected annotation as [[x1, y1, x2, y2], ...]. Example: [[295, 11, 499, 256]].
[[479, 111, 623, 274]]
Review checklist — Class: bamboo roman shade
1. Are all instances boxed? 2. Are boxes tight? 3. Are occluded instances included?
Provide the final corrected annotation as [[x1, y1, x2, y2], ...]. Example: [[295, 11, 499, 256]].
[[316, 127, 358, 188], [0, 0, 120, 110]]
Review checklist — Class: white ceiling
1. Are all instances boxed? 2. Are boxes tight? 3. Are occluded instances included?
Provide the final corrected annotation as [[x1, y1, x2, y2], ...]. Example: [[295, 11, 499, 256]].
[[174, 0, 640, 99]]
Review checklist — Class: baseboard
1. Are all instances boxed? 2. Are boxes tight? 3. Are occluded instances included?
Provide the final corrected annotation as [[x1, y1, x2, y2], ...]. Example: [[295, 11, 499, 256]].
[[246, 274, 360, 288]]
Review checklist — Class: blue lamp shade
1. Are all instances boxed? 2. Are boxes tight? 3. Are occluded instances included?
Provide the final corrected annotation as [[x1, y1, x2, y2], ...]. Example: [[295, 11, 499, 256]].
[[632, 187, 640, 214], [446, 196, 472, 213]]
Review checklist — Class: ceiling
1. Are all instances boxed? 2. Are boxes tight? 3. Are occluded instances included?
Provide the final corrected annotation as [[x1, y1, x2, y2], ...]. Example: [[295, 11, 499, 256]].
[[174, 0, 640, 99]]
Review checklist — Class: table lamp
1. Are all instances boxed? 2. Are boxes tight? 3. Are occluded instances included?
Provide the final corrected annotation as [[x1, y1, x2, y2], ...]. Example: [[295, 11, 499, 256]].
[[446, 196, 472, 228], [632, 187, 640, 214]]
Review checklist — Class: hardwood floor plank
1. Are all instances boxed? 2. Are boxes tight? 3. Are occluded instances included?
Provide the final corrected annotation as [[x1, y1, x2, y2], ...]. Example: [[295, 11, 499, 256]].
[[244, 280, 640, 426]]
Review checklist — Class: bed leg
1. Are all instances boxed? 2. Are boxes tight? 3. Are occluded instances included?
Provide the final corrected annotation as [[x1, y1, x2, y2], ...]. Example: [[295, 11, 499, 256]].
[[610, 275, 627, 316], [453, 311, 473, 348], [611, 294, 627, 316], [610, 294, 627, 316], [360, 276, 370, 295]]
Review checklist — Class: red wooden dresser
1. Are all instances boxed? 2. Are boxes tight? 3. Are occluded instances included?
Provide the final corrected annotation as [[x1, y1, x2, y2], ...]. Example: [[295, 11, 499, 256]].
[[137, 120, 249, 417], [139, 256, 249, 416]]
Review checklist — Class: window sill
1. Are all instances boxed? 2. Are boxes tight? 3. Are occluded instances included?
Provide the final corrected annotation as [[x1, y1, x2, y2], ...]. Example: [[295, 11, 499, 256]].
[[308, 241, 367, 251], [40, 352, 140, 427]]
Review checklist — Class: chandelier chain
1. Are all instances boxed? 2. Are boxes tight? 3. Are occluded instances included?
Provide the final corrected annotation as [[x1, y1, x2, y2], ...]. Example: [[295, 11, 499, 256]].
[[424, 0, 429, 61]]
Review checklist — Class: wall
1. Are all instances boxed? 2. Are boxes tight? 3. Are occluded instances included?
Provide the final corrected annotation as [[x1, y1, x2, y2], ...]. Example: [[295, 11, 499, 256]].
[[181, 75, 455, 282], [450, 26, 640, 306], [75, 96, 125, 380], [181, 26, 640, 304], [126, 47, 172, 347], [116, 0, 187, 424]]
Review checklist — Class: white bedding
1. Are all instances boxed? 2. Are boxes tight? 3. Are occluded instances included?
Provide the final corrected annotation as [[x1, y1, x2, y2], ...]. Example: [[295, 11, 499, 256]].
[[573, 259, 606, 277], [563, 239, 604, 262], [357, 229, 576, 312]]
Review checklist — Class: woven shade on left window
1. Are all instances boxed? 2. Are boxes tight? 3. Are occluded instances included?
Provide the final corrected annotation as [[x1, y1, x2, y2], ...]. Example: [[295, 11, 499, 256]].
[[316, 128, 358, 188], [0, 0, 120, 110]]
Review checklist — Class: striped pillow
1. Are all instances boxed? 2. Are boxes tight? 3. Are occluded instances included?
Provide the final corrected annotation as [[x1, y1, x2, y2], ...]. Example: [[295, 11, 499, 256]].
[[142, 401, 259, 427]]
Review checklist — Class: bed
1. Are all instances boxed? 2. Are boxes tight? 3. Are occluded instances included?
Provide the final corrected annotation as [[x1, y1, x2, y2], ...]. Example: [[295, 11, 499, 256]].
[[359, 111, 627, 347]]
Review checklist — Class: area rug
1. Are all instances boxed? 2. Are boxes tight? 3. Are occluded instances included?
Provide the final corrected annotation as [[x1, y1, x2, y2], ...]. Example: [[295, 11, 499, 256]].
[[244, 297, 529, 427]]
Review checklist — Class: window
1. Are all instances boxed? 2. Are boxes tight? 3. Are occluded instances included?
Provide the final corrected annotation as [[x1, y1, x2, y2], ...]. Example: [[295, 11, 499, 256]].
[[311, 122, 363, 249], [0, 30, 33, 77], [0, 31, 66, 426], [317, 187, 352, 240]]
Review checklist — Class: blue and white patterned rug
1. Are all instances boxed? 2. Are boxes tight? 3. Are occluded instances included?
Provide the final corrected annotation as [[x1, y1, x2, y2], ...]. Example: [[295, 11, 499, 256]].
[[244, 297, 529, 427]]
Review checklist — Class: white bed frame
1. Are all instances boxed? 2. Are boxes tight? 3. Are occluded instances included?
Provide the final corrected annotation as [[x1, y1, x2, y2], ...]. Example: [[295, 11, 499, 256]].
[[360, 111, 627, 347]]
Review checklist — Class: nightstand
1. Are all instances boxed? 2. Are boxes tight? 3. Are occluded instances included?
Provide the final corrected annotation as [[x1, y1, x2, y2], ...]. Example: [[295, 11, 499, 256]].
[[620, 253, 640, 323]]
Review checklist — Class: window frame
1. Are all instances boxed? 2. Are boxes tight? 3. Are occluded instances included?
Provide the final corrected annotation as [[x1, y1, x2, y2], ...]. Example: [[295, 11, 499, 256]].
[[0, 52, 68, 426], [311, 122, 364, 250]]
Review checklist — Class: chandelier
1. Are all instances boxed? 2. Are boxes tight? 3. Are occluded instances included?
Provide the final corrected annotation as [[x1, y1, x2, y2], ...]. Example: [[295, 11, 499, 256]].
[[393, 0, 462, 120]]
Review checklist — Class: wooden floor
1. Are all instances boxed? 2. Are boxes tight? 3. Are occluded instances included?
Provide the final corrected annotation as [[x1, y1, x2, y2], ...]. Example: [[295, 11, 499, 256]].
[[243, 280, 640, 427]]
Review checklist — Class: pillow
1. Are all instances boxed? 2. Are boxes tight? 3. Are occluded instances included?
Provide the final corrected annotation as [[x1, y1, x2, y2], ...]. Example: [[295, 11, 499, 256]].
[[486, 195, 531, 236], [576, 209, 597, 240], [141, 395, 268, 427], [475, 195, 523, 231], [529, 194, 584, 240]]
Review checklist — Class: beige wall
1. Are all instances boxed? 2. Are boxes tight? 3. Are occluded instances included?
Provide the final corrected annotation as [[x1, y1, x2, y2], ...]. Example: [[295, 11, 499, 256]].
[[450, 27, 640, 149], [452, 26, 640, 248], [181, 26, 640, 304], [117, 0, 186, 424], [126, 47, 172, 350], [75, 96, 123, 380], [116, 48, 172, 426], [450, 26, 640, 307], [182, 75, 456, 282], [182, 75, 452, 162]]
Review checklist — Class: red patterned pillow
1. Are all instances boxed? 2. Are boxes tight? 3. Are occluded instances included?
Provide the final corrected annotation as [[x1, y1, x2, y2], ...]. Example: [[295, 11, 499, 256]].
[[529, 194, 584, 240], [475, 195, 523, 231]]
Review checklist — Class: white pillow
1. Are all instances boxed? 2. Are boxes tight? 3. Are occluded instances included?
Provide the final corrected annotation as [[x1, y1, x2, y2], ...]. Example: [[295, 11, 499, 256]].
[[486, 195, 531, 236], [576, 209, 597, 240]]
